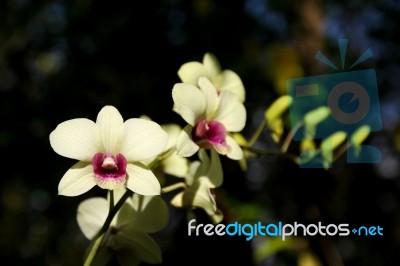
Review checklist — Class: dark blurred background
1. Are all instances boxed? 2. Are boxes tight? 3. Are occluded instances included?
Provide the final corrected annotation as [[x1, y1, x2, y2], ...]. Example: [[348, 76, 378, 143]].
[[1, 0, 400, 265]]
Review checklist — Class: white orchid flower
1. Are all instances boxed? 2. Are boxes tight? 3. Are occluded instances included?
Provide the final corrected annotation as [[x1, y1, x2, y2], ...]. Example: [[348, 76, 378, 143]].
[[178, 52, 245, 102], [171, 150, 223, 224], [50, 105, 168, 196], [77, 189, 168, 266], [172, 77, 246, 160], [139, 118, 190, 178]]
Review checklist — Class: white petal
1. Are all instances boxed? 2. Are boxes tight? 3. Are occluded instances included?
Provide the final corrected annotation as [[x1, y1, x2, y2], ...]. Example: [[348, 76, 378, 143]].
[[218, 70, 246, 102], [161, 124, 183, 150], [121, 119, 168, 162], [203, 53, 221, 79], [58, 161, 96, 196], [206, 149, 223, 188], [176, 125, 199, 157], [96, 105, 124, 154], [177, 61, 208, 85], [50, 118, 98, 161], [198, 77, 219, 119], [128, 195, 168, 233], [186, 160, 201, 186], [115, 201, 135, 227], [214, 91, 246, 132], [225, 135, 243, 160], [107, 187, 127, 204], [172, 83, 206, 125], [76, 197, 108, 239], [180, 180, 223, 224], [126, 163, 161, 195], [195, 149, 210, 176], [170, 192, 184, 208], [192, 150, 222, 188], [162, 152, 189, 178], [189, 181, 216, 208]]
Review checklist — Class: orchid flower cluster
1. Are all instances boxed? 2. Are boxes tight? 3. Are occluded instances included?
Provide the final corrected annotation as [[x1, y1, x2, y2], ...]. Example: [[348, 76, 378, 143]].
[[49, 53, 370, 265]]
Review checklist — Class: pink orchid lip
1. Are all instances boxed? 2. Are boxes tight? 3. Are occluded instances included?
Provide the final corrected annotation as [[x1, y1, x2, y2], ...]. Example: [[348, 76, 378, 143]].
[[192, 119, 228, 150], [92, 153, 127, 189]]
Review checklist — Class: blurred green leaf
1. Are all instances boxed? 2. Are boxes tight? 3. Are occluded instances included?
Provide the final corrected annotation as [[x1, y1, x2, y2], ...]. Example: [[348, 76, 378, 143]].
[[321, 131, 347, 169], [265, 95, 293, 143], [303, 107, 330, 139], [350, 125, 371, 156], [265, 95, 293, 123]]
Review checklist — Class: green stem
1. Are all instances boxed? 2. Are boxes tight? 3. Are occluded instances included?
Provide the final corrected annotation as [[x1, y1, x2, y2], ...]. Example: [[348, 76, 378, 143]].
[[244, 146, 299, 164], [83, 190, 133, 266], [109, 190, 114, 209], [83, 232, 105, 266], [248, 120, 267, 147], [281, 121, 303, 153], [161, 182, 187, 194]]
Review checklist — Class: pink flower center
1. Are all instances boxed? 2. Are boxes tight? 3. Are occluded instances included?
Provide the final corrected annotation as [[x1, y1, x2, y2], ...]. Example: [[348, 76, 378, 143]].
[[192, 119, 227, 149], [92, 153, 127, 189]]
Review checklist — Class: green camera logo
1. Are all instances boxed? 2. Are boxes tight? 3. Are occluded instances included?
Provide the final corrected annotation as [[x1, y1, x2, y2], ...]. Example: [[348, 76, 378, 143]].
[[287, 39, 382, 168]]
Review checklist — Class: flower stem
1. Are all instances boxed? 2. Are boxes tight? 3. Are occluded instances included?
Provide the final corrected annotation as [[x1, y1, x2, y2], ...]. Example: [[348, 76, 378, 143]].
[[244, 146, 299, 164], [281, 121, 303, 153], [83, 232, 105, 266], [83, 190, 133, 266], [109, 190, 114, 209], [248, 120, 267, 147], [161, 182, 187, 194]]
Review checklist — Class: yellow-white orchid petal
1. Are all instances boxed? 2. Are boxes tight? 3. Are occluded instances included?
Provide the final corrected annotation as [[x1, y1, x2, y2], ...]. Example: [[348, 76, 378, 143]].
[[96, 105, 124, 154], [162, 152, 189, 178], [76, 197, 108, 239], [127, 195, 168, 233], [195, 149, 223, 188], [189, 181, 223, 224], [178, 52, 246, 102], [196, 149, 210, 173], [121, 118, 168, 162], [126, 163, 161, 195], [50, 118, 98, 161], [186, 161, 201, 186], [177, 61, 209, 85], [214, 91, 246, 132], [225, 135, 243, 160], [198, 77, 219, 118], [176, 125, 199, 157], [206, 149, 223, 188], [114, 198, 135, 226], [172, 180, 223, 224], [203, 52, 221, 79], [172, 83, 206, 126], [170, 191, 184, 208], [217, 70, 246, 102], [76, 191, 167, 265], [113, 229, 162, 264], [161, 123, 182, 150], [108, 186, 127, 203], [58, 161, 96, 196]]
